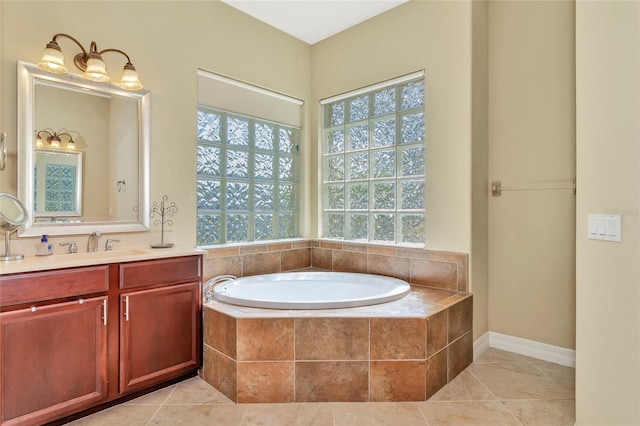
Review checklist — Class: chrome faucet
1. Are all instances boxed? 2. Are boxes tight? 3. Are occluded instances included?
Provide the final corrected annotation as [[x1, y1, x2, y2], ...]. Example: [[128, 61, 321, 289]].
[[87, 231, 102, 252], [203, 275, 237, 303]]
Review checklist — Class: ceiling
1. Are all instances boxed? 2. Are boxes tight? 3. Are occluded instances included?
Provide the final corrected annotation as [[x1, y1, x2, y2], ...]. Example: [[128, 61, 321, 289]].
[[220, 0, 409, 45]]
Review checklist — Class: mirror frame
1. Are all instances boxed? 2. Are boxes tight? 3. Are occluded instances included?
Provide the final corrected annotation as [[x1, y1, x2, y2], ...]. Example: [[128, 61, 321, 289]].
[[17, 60, 151, 237]]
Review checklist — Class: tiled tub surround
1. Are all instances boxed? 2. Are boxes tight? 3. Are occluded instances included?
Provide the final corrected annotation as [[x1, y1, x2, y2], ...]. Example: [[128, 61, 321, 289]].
[[201, 240, 471, 403], [202, 288, 472, 403], [202, 240, 468, 293]]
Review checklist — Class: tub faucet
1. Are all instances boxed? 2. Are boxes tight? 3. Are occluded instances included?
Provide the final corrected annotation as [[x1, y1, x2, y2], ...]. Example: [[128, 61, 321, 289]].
[[203, 275, 237, 303], [87, 231, 102, 252]]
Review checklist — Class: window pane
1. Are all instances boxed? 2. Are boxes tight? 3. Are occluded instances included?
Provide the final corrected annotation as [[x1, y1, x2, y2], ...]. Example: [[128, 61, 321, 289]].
[[255, 184, 275, 211], [326, 101, 345, 127], [255, 153, 274, 180], [400, 80, 424, 111], [197, 180, 220, 210], [255, 214, 273, 240], [255, 122, 275, 150], [325, 129, 345, 154], [226, 182, 249, 210], [373, 118, 395, 148], [278, 184, 294, 210], [227, 214, 248, 242], [347, 213, 368, 240], [197, 110, 221, 142], [349, 95, 369, 122], [348, 182, 368, 210], [325, 156, 345, 182], [373, 181, 395, 210], [374, 213, 395, 241], [279, 213, 296, 239], [197, 145, 220, 177], [326, 184, 345, 210], [348, 152, 368, 180], [197, 214, 221, 245], [348, 123, 369, 151], [400, 180, 424, 210], [374, 88, 396, 116], [401, 214, 425, 244], [401, 112, 425, 144], [327, 213, 344, 238], [401, 146, 425, 177], [280, 128, 294, 153], [373, 149, 396, 178], [226, 150, 249, 178], [279, 156, 295, 181], [228, 116, 249, 146]]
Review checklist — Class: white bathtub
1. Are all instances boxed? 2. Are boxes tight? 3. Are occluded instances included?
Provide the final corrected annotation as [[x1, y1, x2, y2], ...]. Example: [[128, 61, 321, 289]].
[[210, 271, 411, 309]]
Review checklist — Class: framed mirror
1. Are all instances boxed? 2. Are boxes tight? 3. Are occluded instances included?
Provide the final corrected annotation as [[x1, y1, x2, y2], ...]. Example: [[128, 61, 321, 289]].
[[17, 61, 150, 236]]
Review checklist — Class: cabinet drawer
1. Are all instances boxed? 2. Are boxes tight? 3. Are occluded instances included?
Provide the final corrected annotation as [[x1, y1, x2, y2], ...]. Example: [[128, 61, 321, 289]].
[[119, 256, 201, 290], [0, 266, 109, 308]]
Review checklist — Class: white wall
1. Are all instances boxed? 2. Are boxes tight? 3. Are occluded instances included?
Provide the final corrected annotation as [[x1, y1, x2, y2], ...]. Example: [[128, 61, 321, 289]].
[[575, 1, 640, 423]]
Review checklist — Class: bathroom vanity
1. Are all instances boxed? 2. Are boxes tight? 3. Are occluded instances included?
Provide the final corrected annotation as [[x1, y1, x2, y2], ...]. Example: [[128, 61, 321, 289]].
[[0, 249, 202, 426]]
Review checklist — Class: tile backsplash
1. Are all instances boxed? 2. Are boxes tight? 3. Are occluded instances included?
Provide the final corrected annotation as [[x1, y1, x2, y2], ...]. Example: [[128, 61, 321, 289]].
[[203, 239, 468, 292]]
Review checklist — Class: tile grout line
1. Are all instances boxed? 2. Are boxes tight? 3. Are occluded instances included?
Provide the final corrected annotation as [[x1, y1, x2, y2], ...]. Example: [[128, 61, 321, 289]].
[[145, 384, 179, 426]]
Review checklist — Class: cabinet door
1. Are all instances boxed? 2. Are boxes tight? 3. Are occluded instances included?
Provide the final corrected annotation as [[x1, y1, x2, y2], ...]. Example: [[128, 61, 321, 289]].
[[0, 297, 108, 426], [119, 282, 201, 394]]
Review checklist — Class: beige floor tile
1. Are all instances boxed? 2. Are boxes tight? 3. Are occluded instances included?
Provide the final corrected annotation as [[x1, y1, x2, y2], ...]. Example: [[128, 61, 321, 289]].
[[529, 359, 576, 390], [469, 362, 574, 400], [148, 404, 245, 425], [475, 348, 529, 364], [123, 385, 176, 405], [419, 401, 520, 426], [165, 376, 235, 405], [68, 404, 161, 425], [429, 370, 496, 401], [502, 399, 575, 425], [332, 402, 427, 426], [240, 403, 333, 425]]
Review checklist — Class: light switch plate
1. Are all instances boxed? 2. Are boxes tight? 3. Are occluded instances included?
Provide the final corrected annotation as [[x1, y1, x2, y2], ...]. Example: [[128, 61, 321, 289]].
[[588, 214, 621, 242]]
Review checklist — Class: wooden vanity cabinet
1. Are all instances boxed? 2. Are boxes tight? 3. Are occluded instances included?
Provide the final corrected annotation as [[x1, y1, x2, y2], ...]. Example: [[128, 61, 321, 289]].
[[0, 267, 110, 426], [0, 254, 202, 426], [119, 282, 200, 394], [117, 256, 202, 394]]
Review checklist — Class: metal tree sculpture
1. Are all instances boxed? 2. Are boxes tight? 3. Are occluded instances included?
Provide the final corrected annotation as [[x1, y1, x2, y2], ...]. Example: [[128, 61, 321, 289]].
[[149, 195, 178, 248]]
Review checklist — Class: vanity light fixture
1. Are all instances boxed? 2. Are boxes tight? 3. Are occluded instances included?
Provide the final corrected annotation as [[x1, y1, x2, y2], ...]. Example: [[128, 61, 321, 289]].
[[36, 130, 75, 149], [37, 33, 143, 91]]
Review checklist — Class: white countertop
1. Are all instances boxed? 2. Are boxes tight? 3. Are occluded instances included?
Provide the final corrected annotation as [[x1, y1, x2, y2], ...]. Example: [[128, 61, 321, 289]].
[[0, 246, 205, 275]]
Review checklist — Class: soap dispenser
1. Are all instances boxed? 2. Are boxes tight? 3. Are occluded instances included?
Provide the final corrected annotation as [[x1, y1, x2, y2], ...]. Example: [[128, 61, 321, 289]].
[[35, 235, 54, 256]]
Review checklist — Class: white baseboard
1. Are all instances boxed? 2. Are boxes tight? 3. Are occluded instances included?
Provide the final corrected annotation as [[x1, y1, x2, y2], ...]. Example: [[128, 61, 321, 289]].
[[473, 331, 575, 367], [473, 331, 490, 360]]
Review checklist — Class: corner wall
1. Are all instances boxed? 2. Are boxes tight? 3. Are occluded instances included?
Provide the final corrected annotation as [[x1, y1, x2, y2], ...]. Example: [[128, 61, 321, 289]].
[[488, 0, 576, 349], [310, 0, 473, 255], [575, 1, 640, 423]]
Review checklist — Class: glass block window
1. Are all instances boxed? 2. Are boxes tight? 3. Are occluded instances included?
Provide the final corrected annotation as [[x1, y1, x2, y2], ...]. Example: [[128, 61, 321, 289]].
[[34, 164, 77, 213], [197, 107, 300, 246], [322, 76, 425, 245]]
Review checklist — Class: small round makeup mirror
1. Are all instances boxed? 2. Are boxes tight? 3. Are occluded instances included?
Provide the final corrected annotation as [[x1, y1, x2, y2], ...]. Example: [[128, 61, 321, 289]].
[[1, 193, 29, 261]]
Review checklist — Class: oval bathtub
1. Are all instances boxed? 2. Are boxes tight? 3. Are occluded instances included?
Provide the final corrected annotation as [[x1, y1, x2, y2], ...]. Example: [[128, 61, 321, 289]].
[[211, 271, 411, 310]]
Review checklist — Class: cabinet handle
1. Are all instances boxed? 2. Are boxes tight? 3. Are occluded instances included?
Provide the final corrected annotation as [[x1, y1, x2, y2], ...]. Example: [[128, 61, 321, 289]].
[[124, 296, 129, 321], [102, 299, 108, 326]]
